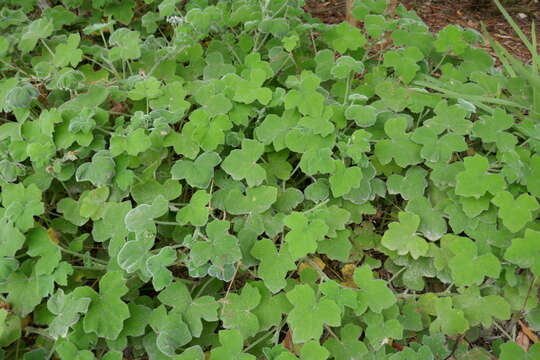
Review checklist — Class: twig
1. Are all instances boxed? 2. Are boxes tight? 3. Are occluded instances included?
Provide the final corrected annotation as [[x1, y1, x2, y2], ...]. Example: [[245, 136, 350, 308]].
[[444, 334, 463, 360], [521, 274, 537, 314], [494, 322, 514, 341], [220, 262, 241, 316]]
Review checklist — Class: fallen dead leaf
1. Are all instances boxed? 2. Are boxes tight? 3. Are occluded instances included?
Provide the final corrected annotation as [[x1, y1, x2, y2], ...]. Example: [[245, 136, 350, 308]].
[[341, 263, 357, 288], [282, 329, 294, 352], [47, 228, 60, 244], [517, 331, 531, 351], [519, 320, 539, 343]]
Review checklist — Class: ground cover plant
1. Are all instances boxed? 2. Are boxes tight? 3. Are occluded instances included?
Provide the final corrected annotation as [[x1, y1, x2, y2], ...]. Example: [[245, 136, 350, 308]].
[[0, 0, 540, 358]]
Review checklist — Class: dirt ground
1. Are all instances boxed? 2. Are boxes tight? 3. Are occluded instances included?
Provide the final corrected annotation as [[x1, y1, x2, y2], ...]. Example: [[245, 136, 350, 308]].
[[304, 0, 540, 63]]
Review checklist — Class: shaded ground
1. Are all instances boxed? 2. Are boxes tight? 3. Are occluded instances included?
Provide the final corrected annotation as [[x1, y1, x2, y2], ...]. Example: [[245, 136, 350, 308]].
[[304, 0, 540, 63]]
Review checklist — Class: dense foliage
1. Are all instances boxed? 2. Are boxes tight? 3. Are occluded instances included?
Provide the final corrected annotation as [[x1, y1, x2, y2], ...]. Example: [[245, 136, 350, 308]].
[[1, 0, 540, 359]]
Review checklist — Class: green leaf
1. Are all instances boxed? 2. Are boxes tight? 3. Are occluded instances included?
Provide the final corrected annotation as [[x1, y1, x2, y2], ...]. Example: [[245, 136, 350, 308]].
[[121, 303, 151, 338], [454, 287, 510, 327], [282, 34, 299, 52], [286, 284, 341, 343], [110, 128, 152, 156], [221, 283, 261, 338], [283, 212, 329, 260], [299, 148, 335, 176], [473, 108, 517, 151], [354, 265, 396, 313], [18, 18, 53, 53], [251, 282, 291, 332], [504, 229, 540, 276], [57, 198, 88, 226], [92, 201, 131, 245], [75, 151, 116, 187], [331, 56, 364, 79], [5, 83, 39, 110], [149, 81, 190, 114], [108, 28, 141, 61], [1, 183, 44, 231], [274, 187, 303, 212], [79, 186, 109, 220], [491, 191, 539, 233], [324, 323, 367, 360], [230, 69, 273, 106], [383, 47, 424, 83], [363, 312, 403, 350], [314, 49, 335, 81], [251, 238, 295, 293], [189, 220, 242, 281], [27, 227, 61, 275], [411, 126, 467, 164], [455, 155, 506, 198], [146, 247, 177, 291], [6, 271, 55, 316], [0, 309, 21, 348], [298, 106, 335, 136], [155, 309, 192, 356], [82, 271, 130, 340], [225, 186, 278, 215], [342, 130, 372, 163], [329, 160, 363, 198], [381, 212, 429, 259], [131, 179, 182, 204], [210, 329, 255, 360], [176, 190, 210, 227], [128, 77, 162, 101], [53, 33, 82, 68], [525, 155, 540, 198], [442, 235, 500, 287], [289, 341, 329, 359], [48, 289, 91, 339], [0, 218, 25, 257], [430, 297, 469, 335], [171, 152, 221, 189], [351, 0, 387, 19], [318, 227, 352, 262], [319, 279, 358, 313], [324, 22, 367, 53], [255, 112, 297, 150], [387, 166, 428, 200], [434, 25, 469, 55], [499, 342, 540, 360], [222, 139, 266, 186], [375, 116, 422, 167], [124, 195, 168, 233], [43, 5, 77, 30], [158, 281, 219, 338], [344, 105, 377, 127], [424, 100, 472, 135], [405, 196, 447, 241], [203, 52, 236, 80], [284, 71, 325, 118]]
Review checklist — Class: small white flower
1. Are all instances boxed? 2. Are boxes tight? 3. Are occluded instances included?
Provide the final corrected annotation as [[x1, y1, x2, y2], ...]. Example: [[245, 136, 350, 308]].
[[167, 16, 184, 26]]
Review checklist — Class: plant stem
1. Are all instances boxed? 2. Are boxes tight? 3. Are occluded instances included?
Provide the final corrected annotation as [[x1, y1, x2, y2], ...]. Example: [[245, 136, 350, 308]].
[[304, 199, 329, 213], [57, 245, 108, 266], [155, 220, 181, 226]]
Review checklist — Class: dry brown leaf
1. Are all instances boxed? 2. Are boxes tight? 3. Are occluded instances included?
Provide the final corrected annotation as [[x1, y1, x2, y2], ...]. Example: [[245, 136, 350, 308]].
[[282, 329, 294, 352], [519, 320, 540, 343], [517, 331, 531, 351], [47, 228, 60, 244], [341, 263, 357, 288]]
